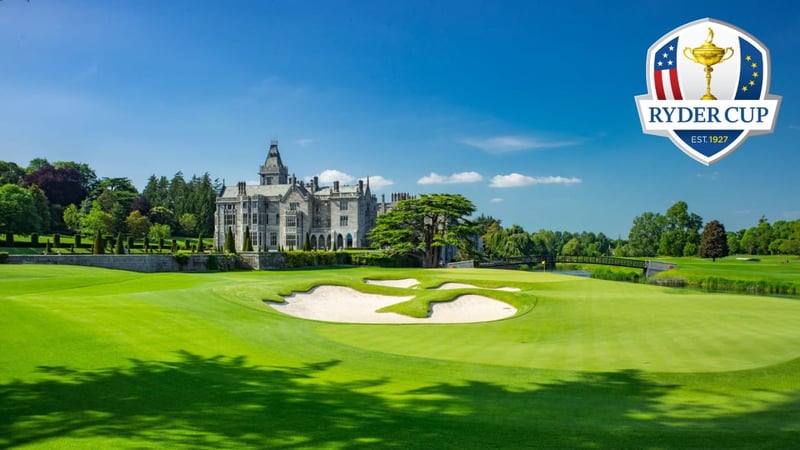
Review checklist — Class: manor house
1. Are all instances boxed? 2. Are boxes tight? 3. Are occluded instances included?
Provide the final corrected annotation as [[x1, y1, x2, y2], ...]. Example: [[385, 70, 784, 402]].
[[213, 141, 378, 251]]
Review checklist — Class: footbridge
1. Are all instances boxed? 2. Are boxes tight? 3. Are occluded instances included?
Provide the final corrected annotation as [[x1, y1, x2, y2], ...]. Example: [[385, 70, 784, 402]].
[[477, 255, 676, 277]]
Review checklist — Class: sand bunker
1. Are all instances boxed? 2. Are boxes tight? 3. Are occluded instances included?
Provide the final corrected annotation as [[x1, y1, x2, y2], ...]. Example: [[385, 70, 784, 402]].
[[270, 285, 516, 324], [436, 282, 521, 292], [364, 278, 420, 288]]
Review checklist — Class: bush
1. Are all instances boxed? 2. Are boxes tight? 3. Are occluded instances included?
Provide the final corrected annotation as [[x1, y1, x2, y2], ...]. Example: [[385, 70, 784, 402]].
[[31, 233, 39, 246], [75, 234, 82, 247], [591, 267, 642, 283], [348, 252, 417, 267], [127, 236, 134, 252], [174, 251, 190, 267], [0, 252, 8, 263], [283, 251, 352, 268], [53, 233, 61, 248]]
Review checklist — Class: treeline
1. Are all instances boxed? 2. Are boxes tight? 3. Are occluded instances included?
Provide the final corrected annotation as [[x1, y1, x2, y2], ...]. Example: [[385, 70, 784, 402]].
[[0, 159, 220, 245], [477, 200, 800, 260]]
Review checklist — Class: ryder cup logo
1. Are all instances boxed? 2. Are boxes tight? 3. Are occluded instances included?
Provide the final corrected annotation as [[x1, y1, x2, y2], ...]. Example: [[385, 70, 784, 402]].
[[635, 18, 781, 165]]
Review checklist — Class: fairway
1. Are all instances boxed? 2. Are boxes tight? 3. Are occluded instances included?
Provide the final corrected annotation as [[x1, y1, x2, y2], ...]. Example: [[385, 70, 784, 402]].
[[2, 265, 799, 448]]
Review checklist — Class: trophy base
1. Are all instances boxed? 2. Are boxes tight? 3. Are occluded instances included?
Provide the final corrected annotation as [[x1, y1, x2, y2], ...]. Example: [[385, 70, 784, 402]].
[[700, 93, 718, 100]]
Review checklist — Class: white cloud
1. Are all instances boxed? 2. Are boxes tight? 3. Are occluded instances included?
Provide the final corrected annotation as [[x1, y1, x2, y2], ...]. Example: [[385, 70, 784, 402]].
[[360, 175, 394, 190], [316, 169, 355, 184], [295, 138, 315, 147], [490, 197, 504, 203], [489, 173, 582, 188], [461, 135, 579, 153], [417, 171, 483, 185]]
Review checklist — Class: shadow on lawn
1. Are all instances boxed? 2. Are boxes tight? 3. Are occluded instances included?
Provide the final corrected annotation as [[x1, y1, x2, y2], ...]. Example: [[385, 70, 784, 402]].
[[1, 351, 799, 448]]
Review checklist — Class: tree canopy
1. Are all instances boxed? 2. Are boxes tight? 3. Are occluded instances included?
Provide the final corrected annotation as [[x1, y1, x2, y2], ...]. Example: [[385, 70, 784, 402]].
[[700, 220, 729, 261], [0, 184, 41, 235], [369, 193, 476, 268]]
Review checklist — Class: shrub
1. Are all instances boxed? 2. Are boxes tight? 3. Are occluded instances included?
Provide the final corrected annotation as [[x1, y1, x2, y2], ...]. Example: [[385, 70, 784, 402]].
[[205, 253, 219, 270], [158, 238, 165, 252], [127, 236, 134, 252], [591, 267, 641, 283], [171, 239, 178, 253], [74, 234, 81, 247], [31, 233, 39, 246], [144, 237, 150, 253], [53, 233, 61, 248], [174, 251, 190, 267], [5, 232, 13, 247], [115, 233, 124, 254], [196, 233, 205, 253], [0, 252, 8, 264], [92, 229, 104, 255]]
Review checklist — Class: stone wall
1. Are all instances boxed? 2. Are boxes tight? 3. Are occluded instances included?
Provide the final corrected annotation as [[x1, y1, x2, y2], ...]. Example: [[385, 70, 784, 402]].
[[7, 254, 242, 273], [236, 252, 286, 270]]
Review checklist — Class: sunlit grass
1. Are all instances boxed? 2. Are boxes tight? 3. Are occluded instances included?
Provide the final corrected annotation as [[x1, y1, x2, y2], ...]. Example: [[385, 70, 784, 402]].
[[1, 265, 799, 448]]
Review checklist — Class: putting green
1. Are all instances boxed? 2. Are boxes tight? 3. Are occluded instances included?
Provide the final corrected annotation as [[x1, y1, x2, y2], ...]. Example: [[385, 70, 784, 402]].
[[318, 276, 800, 372]]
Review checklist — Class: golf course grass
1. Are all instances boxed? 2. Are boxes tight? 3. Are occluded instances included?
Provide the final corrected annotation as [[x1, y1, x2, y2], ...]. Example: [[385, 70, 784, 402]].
[[2, 265, 799, 448]]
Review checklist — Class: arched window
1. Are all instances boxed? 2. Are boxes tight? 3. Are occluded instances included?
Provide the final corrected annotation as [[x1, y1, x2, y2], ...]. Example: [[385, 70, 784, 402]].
[[346, 233, 353, 249]]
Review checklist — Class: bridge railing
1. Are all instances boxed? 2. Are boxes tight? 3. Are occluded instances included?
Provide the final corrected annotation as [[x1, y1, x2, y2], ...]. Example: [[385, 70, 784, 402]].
[[556, 255, 647, 269]]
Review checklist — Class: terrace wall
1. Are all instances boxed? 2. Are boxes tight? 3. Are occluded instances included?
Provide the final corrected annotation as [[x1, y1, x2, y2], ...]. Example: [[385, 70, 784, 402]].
[[6, 254, 252, 273]]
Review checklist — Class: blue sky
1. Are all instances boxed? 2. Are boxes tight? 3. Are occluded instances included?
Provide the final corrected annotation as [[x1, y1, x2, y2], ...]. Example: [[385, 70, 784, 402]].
[[1, 0, 798, 237]]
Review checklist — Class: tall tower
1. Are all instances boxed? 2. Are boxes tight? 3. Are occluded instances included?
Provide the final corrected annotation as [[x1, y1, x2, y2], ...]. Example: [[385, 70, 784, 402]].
[[259, 140, 289, 185]]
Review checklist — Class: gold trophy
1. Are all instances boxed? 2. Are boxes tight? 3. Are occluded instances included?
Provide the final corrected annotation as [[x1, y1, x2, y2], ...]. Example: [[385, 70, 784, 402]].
[[683, 28, 734, 100]]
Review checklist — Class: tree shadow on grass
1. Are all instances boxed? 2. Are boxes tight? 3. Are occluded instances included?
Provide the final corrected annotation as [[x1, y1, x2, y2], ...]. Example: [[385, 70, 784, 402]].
[[1, 351, 799, 448]]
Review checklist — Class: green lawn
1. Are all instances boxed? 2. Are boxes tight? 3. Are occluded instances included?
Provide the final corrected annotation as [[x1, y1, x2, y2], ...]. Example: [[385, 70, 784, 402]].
[[1, 265, 799, 448]]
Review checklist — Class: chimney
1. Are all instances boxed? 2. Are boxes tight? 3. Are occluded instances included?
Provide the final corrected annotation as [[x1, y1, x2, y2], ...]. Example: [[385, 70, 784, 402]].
[[237, 181, 246, 196], [333, 181, 339, 192], [313, 176, 319, 191], [358, 179, 364, 194]]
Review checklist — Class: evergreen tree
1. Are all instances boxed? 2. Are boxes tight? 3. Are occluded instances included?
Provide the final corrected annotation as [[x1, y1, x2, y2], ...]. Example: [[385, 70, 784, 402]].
[[303, 232, 311, 251], [92, 229, 104, 254], [115, 233, 124, 254], [242, 226, 253, 252], [700, 220, 729, 262], [171, 239, 178, 253], [196, 233, 205, 253], [224, 226, 236, 254], [143, 236, 150, 253]]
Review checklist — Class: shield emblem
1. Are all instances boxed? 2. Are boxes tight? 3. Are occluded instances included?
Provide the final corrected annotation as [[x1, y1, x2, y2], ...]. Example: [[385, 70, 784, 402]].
[[635, 18, 781, 165]]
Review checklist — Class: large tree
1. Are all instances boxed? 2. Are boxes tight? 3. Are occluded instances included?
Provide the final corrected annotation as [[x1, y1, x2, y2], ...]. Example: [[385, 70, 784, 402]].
[[700, 220, 729, 261], [659, 201, 703, 257], [0, 184, 41, 238], [0, 161, 25, 185], [368, 193, 476, 268], [23, 164, 87, 209], [627, 212, 665, 257]]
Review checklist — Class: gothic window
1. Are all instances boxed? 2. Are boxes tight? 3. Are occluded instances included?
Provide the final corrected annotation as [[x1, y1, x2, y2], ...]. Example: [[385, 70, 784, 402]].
[[289, 202, 299, 211], [270, 233, 277, 247], [340, 216, 348, 227], [286, 215, 297, 227], [285, 234, 297, 248], [340, 200, 348, 210]]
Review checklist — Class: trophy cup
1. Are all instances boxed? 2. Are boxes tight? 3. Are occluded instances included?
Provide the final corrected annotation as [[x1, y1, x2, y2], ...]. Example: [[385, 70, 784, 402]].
[[683, 28, 734, 100]]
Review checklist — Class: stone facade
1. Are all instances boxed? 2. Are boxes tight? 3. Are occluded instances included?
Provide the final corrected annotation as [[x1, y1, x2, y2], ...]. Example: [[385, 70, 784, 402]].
[[213, 141, 378, 251]]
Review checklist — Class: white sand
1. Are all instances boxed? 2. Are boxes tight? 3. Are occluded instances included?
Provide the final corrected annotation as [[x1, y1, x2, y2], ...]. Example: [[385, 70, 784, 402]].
[[270, 285, 516, 324], [436, 282, 521, 292], [364, 278, 419, 288]]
